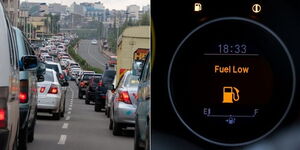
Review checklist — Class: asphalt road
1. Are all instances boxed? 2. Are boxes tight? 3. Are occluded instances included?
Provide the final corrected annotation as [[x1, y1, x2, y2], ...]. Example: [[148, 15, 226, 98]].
[[28, 82, 134, 150], [76, 40, 108, 71]]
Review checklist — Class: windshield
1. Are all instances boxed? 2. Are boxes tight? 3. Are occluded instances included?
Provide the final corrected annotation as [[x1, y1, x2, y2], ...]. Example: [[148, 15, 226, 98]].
[[103, 70, 116, 83], [44, 70, 54, 82], [124, 74, 139, 87], [45, 64, 59, 73]]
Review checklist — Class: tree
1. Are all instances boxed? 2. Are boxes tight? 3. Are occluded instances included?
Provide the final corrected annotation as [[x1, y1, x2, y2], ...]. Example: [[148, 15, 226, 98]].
[[139, 12, 150, 25]]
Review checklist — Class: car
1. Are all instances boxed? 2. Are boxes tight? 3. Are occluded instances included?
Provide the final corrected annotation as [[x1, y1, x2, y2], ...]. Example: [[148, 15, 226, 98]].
[[95, 69, 116, 112], [108, 56, 117, 67], [134, 54, 150, 150], [44, 62, 69, 108], [91, 39, 97, 45], [105, 73, 117, 117], [44, 55, 54, 62], [45, 61, 65, 84], [78, 73, 102, 99], [37, 69, 68, 120], [85, 75, 103, 105], [109, 71, 140, 136], [13, 27, 44, 150], [0, 6, 38, 149], [70, 67, 82, 81], [76, 71, 95, 86]]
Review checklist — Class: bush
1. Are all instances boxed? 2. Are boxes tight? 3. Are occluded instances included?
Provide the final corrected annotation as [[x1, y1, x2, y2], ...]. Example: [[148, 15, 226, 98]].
[[68, 39, 103, 73]]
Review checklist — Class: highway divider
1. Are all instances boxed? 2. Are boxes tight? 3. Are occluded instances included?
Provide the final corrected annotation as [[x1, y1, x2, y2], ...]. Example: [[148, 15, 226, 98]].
[[68, 39, 103, 73]]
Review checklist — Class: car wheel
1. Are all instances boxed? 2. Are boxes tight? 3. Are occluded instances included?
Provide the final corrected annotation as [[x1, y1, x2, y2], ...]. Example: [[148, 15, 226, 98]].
[[61, 101, 65, 117], [18, 124, 28, 150], [106, 108, 110, 118], [78, 91, 83, 99], [94, 104, 101, 112], [112, 121, 122, 136], [85, 98, 90, 104], [53, 112, 60, 120], [28, 111, 37, 143], [109, 119, 113, 130]]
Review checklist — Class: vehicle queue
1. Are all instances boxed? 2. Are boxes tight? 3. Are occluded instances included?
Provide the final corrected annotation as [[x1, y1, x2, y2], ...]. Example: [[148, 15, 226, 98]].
[[0, 1, 149, 149]]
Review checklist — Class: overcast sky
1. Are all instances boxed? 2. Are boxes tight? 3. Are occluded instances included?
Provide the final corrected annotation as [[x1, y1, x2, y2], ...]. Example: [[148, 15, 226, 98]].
[[20, 0, 150, 10]]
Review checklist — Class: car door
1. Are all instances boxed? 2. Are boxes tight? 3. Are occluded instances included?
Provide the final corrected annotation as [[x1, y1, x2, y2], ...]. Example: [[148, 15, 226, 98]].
[[137, 54, 150, 140], [24, 38, 38, 124]]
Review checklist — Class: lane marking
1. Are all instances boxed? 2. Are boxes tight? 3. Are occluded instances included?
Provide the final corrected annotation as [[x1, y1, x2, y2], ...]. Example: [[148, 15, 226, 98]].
[[66, 116, 70, 121], [68, 111, 71, 114], [62, 123, 69, 129], [69, 107, 72, 110], [58, 135, 67, 145], [69, 104, 72, 107]]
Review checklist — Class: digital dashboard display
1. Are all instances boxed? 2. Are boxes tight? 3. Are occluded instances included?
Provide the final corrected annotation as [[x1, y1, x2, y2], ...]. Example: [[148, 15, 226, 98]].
[[168, 17, 295, 146]]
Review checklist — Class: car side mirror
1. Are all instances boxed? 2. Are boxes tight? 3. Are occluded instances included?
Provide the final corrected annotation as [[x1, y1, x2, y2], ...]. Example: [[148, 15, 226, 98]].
[[37, 75, 44, 82], [21, 55, 38, 70]]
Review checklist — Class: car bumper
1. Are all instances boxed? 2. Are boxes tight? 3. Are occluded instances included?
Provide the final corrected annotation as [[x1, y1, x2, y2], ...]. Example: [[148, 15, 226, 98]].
[[0, 129, 9, 150], [114, 103, 136, 124], [37, 96, 60, 112]]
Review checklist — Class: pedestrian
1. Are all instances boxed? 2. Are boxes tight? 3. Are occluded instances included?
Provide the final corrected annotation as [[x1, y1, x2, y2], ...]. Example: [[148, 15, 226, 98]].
[[105, 63, 109, 70]]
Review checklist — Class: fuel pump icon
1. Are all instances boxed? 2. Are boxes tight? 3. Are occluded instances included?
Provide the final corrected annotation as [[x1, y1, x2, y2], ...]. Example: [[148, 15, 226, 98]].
[[223, 86, 240, 103]]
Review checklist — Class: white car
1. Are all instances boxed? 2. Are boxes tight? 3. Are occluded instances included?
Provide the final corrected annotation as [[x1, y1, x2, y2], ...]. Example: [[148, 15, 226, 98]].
[[37, 69, 66, 120], [91, 39, 97, 45], [70, 67, 82, 80]]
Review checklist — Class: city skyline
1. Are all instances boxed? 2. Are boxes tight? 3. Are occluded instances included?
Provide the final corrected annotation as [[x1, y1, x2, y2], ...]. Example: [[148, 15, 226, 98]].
[[20, 0, 150, 10]]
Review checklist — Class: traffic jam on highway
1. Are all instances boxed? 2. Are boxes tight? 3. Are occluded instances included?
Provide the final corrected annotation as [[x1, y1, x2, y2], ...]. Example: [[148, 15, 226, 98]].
[[0, 5, 150, 150]]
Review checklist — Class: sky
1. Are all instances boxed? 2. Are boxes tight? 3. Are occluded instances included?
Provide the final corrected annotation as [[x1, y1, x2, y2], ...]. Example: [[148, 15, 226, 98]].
[[20, 0, 150, 10]]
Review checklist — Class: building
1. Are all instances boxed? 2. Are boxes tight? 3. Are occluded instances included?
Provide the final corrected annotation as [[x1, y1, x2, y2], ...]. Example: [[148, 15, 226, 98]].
[[142, 5, 150, 13], [70, 2, 84, 16], [49, 3, 67, 14], [116, 26, 150, 82], [126, 5, 140, 21], [28, 16, 49, 38], [2, 0, 19, 26]]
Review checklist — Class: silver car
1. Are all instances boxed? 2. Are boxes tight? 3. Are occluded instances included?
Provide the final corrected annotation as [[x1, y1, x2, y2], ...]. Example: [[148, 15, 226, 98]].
[[109, 71, 140, 136]]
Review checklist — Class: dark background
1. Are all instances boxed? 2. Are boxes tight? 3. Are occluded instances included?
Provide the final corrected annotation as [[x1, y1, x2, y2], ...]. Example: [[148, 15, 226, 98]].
[[151, 0, 300, 149]]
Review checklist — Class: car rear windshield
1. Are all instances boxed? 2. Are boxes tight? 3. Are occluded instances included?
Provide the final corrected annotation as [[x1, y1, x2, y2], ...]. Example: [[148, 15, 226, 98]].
[[103, 70, 116, 83], [45, 70, 54, 82], [45, 64, 59, 73], [82, 74, 94, 80], [124, 75, 139, 87]]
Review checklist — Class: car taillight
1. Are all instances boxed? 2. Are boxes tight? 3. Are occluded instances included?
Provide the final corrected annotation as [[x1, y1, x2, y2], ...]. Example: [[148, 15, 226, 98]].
[[98, 81, 103, 86], [80, 82, 85, 87], [19, 92, 28, 103], [48, 84, 58, 94], [40, 87, 46, 93], [59, 74, 64, 79], [19, 80, 28, 103], [0, 109, 6, 128], [117, 91, 131, 104]]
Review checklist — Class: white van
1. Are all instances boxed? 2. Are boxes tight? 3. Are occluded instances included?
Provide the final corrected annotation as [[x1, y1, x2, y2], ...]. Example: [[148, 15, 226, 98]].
[[0, 3, 38, 150]]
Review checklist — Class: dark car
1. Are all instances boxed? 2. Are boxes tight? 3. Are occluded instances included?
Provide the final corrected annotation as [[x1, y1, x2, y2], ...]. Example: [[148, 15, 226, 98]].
[[78, 73, 102, 99], [134, 54, 150, 150], [94, 70, 116, 112], [85, 75, 103, 104]]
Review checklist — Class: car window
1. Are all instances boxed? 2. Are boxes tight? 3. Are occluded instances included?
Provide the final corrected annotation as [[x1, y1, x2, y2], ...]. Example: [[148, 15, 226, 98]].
[[103, 70, 116, 82], [124, 74, 139, 87], [44, 70, 54, 82], [45, 64, 59, 73]]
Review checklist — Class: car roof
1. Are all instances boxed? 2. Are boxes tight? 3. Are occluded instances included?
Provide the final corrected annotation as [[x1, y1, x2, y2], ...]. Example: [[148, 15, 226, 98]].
[[45, 61, 59, 65]]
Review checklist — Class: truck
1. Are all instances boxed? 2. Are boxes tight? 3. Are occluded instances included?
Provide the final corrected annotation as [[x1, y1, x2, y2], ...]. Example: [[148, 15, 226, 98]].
[[116, 26, 150, 83]]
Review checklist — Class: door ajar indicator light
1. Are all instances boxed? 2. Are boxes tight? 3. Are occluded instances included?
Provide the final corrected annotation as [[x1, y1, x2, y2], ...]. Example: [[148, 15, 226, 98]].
[[252, 4, 262, 14]]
